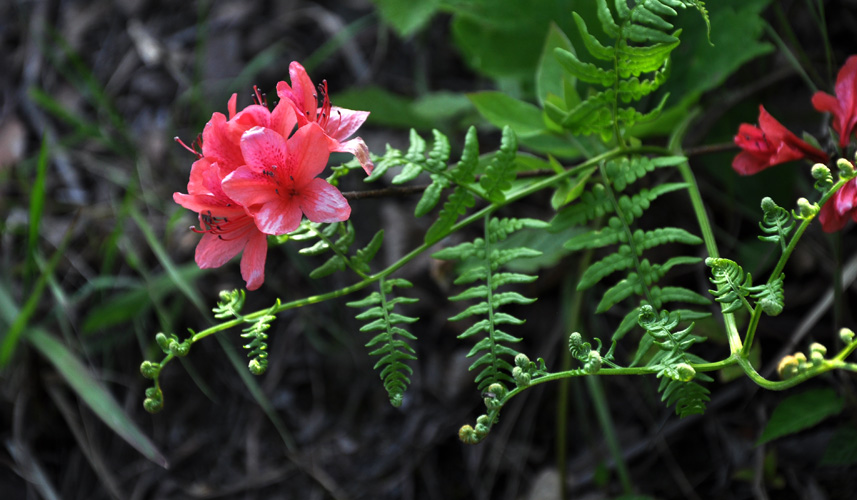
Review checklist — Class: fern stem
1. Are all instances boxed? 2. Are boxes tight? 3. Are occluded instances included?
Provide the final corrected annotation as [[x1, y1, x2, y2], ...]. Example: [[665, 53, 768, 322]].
[[309, 225, 369, 279], [741, 305, 763, 358], [690, 356, 738, 372], [598, 160, 655, 306]]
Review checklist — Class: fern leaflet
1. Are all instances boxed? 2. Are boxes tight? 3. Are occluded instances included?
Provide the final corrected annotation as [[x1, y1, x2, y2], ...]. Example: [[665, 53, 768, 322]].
[[433, 216, 547, 391], [347, 277, 419, 407]]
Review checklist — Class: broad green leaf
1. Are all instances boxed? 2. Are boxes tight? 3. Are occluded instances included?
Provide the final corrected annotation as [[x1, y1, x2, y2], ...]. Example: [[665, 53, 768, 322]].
[[468, 91, 546, 137], [372, 0, 440, 37], [536, 23, 579, 107], [757, 388, 843, 445], [26, 328, 168, 467]]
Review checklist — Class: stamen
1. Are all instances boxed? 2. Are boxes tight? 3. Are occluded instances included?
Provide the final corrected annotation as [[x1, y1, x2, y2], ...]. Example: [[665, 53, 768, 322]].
[[252, 85, 268, 107], [175, 135, 203, 158]]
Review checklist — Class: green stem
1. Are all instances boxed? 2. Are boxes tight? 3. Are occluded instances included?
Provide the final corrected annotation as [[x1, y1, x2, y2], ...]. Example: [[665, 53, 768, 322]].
[[741, 305, 763, 357]]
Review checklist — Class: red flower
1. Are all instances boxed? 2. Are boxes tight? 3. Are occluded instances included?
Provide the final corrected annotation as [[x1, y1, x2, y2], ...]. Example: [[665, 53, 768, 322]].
[[173, 157, 269, 290], [200, 92, 297, 176], [277, 61, 374, 175], [221, 123, 351, 235], [812, 55, 857, 148], [818, 178, 857, 232], [732, 105, 828, 175]]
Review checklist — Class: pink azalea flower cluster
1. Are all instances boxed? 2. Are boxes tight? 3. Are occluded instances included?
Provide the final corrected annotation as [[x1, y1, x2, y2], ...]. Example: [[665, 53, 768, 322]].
[[733, 55, 857, 232], [174, 62, 373, 290]]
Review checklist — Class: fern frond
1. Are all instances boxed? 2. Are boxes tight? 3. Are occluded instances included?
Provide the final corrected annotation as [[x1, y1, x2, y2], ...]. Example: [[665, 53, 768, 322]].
[[347, 277, 419, 407], [747, 276, 785, 317], [434, 216, 546, 391], [705, 257, 753, 314], [425, 127, 480, 243], [758, 197, 795, 253], [479, 126, 518, 203], [637, 305, 710, 416]]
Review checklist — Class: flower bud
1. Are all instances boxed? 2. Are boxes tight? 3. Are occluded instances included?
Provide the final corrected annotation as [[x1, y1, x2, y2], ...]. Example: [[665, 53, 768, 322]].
[[155, 332, 170, 351], [809, 342, 827, 357], [840, 328, 855, 344], [584, 351, 602, 374], [795, 198, 818, 218], [760, 197, 777, 213], [811, 163, 832, 180], [487, 383, 506, 399], [168, 340, 190, 357], [674, 363, 696, 382], [512, 366, 531, 387], [777, 355, 799, 380], [249, 358, 268, 376], [837, 158, 856, 179], [143, 397, 164, 414], [139, 360, 161, 379]]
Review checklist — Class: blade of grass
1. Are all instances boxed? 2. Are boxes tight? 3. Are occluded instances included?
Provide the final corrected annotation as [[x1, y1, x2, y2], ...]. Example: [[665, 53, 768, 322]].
[[0, 212, 77, 366], [27, 327, 168, 468], [26, 134, 50, 284], [129, 206, 206, 314]]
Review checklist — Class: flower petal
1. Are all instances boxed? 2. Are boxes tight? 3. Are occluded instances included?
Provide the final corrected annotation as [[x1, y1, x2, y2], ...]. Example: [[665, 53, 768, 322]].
[[299, 178, 351, 223], [202, 112, 245, 173], [255, 197, 303, 235], [277, 61, 317, 125], [195, 231, 246, 269], [240, 229, 268, 290], [287, 123, 332, 184], [221, 166, 280, 209], [240, 126, 289, 173], [325, 107, 369, 142], [731, 151, 769, 176], [270, 100, 298, 139], [335, 137, 374, 175]]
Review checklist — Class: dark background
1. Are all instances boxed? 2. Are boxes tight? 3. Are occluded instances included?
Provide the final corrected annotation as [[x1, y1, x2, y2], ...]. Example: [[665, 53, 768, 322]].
[[1, 1, 856, 499]]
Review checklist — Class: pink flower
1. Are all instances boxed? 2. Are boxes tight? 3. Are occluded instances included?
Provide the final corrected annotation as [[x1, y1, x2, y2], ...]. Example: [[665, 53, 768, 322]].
[[818, 178, 857, 232], [732, 105, 828, 175], [173, 157, 268, 290], [812, 55, 857, 148], [221, 123, 351, 235], [200, 91, 297, 176], [276, 61, 374, 175]]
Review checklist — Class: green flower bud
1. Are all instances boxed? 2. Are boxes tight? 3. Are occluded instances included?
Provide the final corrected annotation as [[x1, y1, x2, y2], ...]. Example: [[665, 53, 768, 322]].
[[168, 340, 190, 357], [486, 383, 507, 399], [811, 163, 832, 180], [760, 197, 777, 213], [459, 425, 481, 444], [840, 328, 856, 344], [795, 198, 818, 219], [674, 363, 696, 382], [584, 351, 602, 374], [837, 158, 856, 179], [139, 361, 160, 380], [249, 358, 268, 376], [512, 366, 531, 387], [155, 332, 170, 351], [143, 397, 163, 414], [514, 353, 531, 368], [777, 355, 800, 380], [809, 342, 827, 357]]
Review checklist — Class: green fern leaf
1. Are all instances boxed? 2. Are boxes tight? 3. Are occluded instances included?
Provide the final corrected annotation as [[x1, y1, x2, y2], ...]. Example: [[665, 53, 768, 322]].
[[479, 126, 518, 203], [347, 278, 419, 407]]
